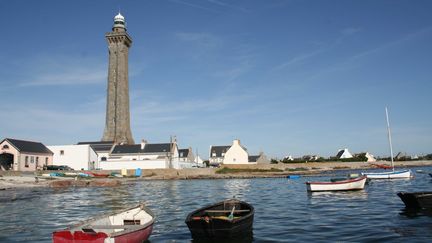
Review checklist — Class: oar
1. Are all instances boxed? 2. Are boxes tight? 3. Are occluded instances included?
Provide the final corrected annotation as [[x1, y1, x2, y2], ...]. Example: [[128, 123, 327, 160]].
[[228, 206, 235, 220]]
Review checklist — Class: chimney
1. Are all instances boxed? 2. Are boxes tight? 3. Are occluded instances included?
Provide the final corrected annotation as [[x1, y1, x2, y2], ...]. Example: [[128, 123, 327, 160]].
[[141, 139, 147, 150], [233, 139, 240, 146]]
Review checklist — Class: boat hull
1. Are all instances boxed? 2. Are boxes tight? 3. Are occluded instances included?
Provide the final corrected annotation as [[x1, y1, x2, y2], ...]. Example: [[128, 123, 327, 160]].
[[53, 204, 154, 243], [397, 192, 432, 209], [306, 176, 367, 192], [361, 169, 412, 179], [185, 199, 254, 239]]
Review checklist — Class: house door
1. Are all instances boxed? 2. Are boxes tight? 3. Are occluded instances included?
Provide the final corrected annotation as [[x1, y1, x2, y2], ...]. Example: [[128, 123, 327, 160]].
[[0, 153, 14, 170]]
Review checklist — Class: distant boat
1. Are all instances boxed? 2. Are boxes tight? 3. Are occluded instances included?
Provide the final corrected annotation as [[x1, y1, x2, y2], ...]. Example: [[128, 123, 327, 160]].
[[53, 204, 155, 243], [287, 175, 301, 179], [306, 176, 367, 192], [362, 107, 412, 179], [397, 192, 432, 209], [362, 169, 412, 179], [185, 199, 254, 239]]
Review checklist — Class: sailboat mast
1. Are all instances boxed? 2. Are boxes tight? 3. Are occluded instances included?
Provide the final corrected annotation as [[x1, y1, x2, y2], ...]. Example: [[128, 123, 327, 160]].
[[385, 107, 395, 171]]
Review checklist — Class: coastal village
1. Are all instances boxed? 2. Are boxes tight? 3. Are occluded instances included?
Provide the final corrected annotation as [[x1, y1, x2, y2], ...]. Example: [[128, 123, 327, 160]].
[[2, 3, 432, 243], [0, 13, 430, 177]]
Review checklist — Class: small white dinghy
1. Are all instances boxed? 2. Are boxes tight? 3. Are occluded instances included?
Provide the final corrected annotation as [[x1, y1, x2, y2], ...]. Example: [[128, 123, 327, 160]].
[[306, 176, 367, 192], [53, 203, 155, 243]]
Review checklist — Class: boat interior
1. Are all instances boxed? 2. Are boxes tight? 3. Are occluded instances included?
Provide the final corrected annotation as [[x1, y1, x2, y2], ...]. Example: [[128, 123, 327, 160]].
[[76, 207, 153, 234], [192, 200, 251, 220]]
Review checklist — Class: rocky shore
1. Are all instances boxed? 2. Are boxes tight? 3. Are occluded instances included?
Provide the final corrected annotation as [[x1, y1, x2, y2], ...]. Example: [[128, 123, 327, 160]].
[[1, 160, 431, 190]]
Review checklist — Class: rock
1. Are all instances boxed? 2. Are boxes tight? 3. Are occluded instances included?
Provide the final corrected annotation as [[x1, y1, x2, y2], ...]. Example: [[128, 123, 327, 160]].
[[88, 180, 121, 187], [49, 180, 73, 188]]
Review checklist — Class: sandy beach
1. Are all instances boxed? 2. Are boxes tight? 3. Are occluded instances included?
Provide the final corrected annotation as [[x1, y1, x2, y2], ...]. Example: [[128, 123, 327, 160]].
[[1, 160, 431, 190]]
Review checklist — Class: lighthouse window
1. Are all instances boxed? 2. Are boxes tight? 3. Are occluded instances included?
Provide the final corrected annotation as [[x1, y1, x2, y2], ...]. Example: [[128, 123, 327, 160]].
[[115, 21, 123, 24]]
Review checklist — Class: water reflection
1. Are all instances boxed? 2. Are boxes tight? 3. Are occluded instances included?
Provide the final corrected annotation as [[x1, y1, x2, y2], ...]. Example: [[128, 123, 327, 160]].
[[307, 190, 368, 201], [223, 179, 252, 199]]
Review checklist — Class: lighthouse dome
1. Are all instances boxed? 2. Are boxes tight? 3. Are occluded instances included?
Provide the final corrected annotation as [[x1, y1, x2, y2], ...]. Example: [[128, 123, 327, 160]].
[[113, 12, 126, 30]]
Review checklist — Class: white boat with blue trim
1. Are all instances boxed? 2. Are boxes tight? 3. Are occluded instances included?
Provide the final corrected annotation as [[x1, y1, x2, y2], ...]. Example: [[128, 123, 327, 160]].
[[362, 107, 412, 179], [362, 169, 412, 179]]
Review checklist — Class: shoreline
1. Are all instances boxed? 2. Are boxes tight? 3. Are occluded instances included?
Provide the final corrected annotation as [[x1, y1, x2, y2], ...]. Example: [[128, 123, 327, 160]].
[[1, 160, 431, 190]]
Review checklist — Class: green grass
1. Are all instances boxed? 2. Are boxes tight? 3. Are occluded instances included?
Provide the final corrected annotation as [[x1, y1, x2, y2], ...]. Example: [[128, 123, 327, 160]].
[[215, 167, 283, 174], [284, 167, 309, 171]]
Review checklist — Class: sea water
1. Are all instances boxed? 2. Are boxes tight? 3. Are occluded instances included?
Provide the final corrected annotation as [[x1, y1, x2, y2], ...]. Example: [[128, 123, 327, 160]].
[[0, 166, 432, 242]]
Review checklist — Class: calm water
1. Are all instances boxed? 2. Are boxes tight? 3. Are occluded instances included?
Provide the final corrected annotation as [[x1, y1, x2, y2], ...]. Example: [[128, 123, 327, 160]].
[[1, 167, 432, 242]]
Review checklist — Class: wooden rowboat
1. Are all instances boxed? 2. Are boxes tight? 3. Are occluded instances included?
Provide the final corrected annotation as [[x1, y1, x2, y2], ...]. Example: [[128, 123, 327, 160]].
[[306, 176, 367, 192], [53, 204, 155, 243], [397, 191, 432, 209], [185, 199, 254, 239]]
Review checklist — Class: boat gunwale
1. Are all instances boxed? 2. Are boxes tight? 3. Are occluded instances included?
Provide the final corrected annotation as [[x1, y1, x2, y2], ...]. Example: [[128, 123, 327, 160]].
[[306, 176, 367, 185], [54, 203, 155, 238], [185, 199, 254, 225], [361, 169, 411, 176]]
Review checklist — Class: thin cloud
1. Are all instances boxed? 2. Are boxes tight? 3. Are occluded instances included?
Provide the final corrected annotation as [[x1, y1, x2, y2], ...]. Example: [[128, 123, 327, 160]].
[[272, 26, 362, 72], [176, 32, 221, 47], [169, 0, 220, 13], [206, 0, 249, 12], [350, 26, 432, 60], [19, 69, 106, 87]]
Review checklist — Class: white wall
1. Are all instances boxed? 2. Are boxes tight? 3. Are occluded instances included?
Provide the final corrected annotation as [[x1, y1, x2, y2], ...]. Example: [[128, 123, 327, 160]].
[[223, 139, 249, 164], [100, 160, 168, 170], [48, 145, 97, 170]]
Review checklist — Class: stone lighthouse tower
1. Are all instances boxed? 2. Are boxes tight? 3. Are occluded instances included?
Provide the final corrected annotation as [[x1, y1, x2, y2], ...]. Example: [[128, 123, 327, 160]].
[[102, 13, 134, 144]]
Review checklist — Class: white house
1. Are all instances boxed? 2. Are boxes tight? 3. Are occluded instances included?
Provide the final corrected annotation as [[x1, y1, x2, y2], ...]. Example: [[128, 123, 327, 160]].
[[100, 140, 180, 170], [48, 144, 98, 170], [223, 139, 249, 164], [209, 145, 230, 166], [336, 148, 353, 159], [209, 139, 269, 165], [362, 152, 376, 162]]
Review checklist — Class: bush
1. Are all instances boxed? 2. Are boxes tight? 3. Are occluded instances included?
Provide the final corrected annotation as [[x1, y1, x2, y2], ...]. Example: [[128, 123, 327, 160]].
[[215, 167, 283, 174]]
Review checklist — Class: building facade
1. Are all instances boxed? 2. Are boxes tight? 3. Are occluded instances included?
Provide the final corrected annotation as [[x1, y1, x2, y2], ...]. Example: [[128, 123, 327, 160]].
[[0, 138, 53, 171], [223, 139, 249, 164], [48, 144, 98, 171]]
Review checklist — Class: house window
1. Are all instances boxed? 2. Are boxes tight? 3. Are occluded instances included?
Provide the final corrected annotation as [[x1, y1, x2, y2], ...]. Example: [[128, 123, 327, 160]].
[[212, 153, 216, 157], [36, 157, 39, 168], [45, 157, 48, 165], [31, 156, 34, 163], [25, 156, 29, 167], [60, 150, 64, 155], [101, 157, 107, 161], [2, 145, 9, 149], [233, 158, 236, 162], [221, 153, 225, 156]]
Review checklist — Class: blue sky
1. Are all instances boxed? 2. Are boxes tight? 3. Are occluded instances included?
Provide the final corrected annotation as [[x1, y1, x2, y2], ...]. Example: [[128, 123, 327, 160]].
[[1, 0, 431, 159]]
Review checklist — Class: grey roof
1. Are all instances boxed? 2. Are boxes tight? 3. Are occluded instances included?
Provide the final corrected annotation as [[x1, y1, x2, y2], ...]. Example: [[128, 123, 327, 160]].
[[77, 141, 114, 152], [179, 149, 189, 158], [2, 138, 53, 154], [210, 145, 230, 158], [248, 155, 260, 162], [336, 150, 345, 158], [111, 143, 173, 154]]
